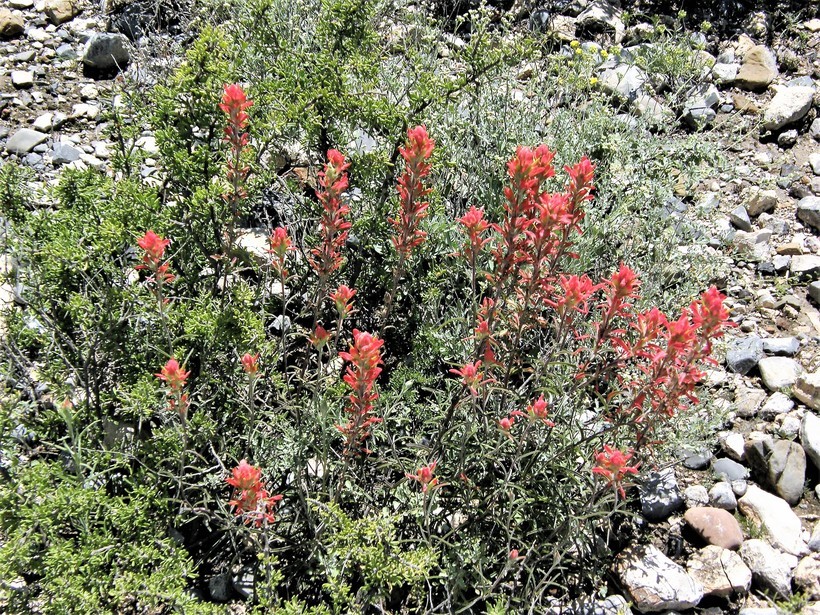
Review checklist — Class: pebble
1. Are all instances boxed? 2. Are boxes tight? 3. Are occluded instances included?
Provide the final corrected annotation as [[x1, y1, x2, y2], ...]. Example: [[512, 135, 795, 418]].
[[760, 392, 795, 419], [798, 196, 820, 232], [726, 336, 764, 375], [709, 482, 737, 510], [684, 485, 709, 508], [11, 70, 34, 89], [762, 337, 799, 356]]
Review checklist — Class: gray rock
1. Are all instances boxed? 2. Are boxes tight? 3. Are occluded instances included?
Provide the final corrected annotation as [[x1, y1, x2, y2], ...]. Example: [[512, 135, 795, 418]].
[[762, 337, 799, 356], [82, 33, 130, 71], [813, 118, 820, 141], [798, 196, 820, 232], [599, 64, 647, 101], [208, 573, 231, 601], [713, 458, 749, 481], [760, 391, 794, 418], [232, 566, 255, 600], [762, 86, 816, 131], [738, 485, 807, 555], [682, 84, 720, 128], [56, 43, 77, 59], [739, 539, 795, 598], [631, 94, 672, 124], [687, 545, 752, 597], [810, 153, 820, 176], [684, 485, 709, 508], [729, 205, 753, 231], [51, 143, 80, 165], [712, 62, 738, 85], [726, 337, 764, 374], [795, 373, 820, 412], [758, 356, 802, 391], [768, 440, 806, 505], [640, 467, 683, 521], [802, 412, 820, 472], [681, 448, 711, 470], [575, 0, 624, 44], [809, 522, 820, 552], [10, 70, 33, 89], [615, 544, 704, 612], [772, 255, 791, 272], [810, 281, 820, 305], [732, 480, 748, 497], [6, 129, 48, 155], [709, 482, 738, 510], [736, 45, 778, 91]]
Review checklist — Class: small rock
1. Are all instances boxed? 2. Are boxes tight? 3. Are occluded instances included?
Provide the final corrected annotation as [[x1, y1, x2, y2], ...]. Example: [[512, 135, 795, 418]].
[[809, 522, 820, 552], [802, 412, 820, 472], [208, 573, 232, 602], [684, 506, 744, 549], [726, 337, 764, 375], [810, 154, 820, 176], [10, 70, 33, 89], [758, 356, 802, 392], [762, 86, 815, 131], [713, 457, 749, 481], [768, 440, 806, 505], [0, 8, 25, 39], [810, 281, 820, 305], [575, 0, 624, 44], [794, 555, 820, 600], [32, 113, 53, 133], [640, 467, 683, 521], [813, 118, 820, 140], [82, 32, 130, 72], [684, 485, 709, 508], [760, 391, 794, 418], [709, 482, 738, 510], [712, 62, 738, 85], [798, 196, 820, 232], [735, 386, 767, 418], [598, 64, 647, 101], [615, 544, 704, 612], [745, 188, 778, 217], [6, 129, 49, 155], [729, 205, 753, 231], [44, 0, 81, 25], [722, 432, 746, 460], [732, 480, 748, 497], [778, 129, 799, 148], [737, 485, 807, 556], [736, 45, 778, 91], [687, 545, 752, 597], [739, 539, 795, 598], [795, 373, 820, 412], [762, 337, 799, 356], [51, 143, 80, 165]]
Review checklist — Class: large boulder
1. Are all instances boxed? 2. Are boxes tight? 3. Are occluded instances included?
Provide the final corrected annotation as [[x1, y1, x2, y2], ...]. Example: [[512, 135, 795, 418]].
[[687, 545, 752, 597], [737, 485, 807, 556]]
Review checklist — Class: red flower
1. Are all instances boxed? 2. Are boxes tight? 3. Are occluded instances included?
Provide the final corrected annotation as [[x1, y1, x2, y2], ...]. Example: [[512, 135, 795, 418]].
[[310, 325, 331, 349], [449, 360, 490, 396], [219, 84, 253, 133], [241, 353, 259, 376], [547, 274, 599, 320], [498, 416, 515, 431], [137, 230, 170, 264], [267, 227, 292, 258], [406, 460, 438, 492], [390, 126, 435, 258], [525, 394, 554, 427], [156, 358, 189, 392], [330, 285, 356, 319], [227, 459, 263, 491], [592, 445, 639, 498]]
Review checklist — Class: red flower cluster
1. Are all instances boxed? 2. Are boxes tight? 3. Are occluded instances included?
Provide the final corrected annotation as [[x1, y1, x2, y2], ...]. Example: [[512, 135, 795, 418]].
[[310, 325, 331, 349], [136, 230, 174, 286], [267, 226, 292, 277], [226, 459, 283, 526], [390, 126, 435, 259], [591, 445, 639, 498], [525, 395, 554, 427], [406, 460, 438, 493], [156, 358, 190, 418], [310, 150, 351, 282], [220, 84, 253, 202], [449, 360, 490, 397], [241, 353, 259, 377], [330, 284, 356, 319], [337, 329, 384, 455]]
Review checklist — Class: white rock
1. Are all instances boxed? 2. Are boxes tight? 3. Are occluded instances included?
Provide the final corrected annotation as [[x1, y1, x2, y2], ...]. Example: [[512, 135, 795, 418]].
[[794, 555, 820, 600], [11, 70, 33, 88], [32, 113, 54, 132], [615, 544, 703, 612], [760, 391, 795, 418], [722, 432, 746, 460], [810, 153, 820, 176], [795, 373, 820, 411], [802, 412, 820, 471], [762, 86, 815, 131], [739, 539, 795, 598], [758, 356, 802, 392], [738, 485, 807, 556], [687, 545, 751, 597]]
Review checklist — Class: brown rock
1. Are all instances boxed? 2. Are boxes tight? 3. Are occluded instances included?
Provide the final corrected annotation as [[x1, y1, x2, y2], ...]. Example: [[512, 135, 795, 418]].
[[44, 0, 81, 25], [795, 372, 820, 411], [795, 555, 820, 600], [736, 45, 778, 91], [684, 507, 744, 550], [687, 545, 752, 597], [0, 8, 24, 38]]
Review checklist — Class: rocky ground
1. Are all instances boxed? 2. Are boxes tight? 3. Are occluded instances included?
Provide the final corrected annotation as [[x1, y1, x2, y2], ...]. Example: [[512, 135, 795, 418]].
[[2, 0, 820, 612]]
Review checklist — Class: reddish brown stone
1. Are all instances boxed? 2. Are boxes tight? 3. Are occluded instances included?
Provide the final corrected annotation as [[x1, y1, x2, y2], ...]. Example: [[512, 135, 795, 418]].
[[684, 507, 744, 550]]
